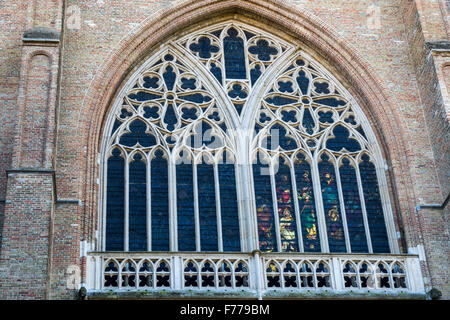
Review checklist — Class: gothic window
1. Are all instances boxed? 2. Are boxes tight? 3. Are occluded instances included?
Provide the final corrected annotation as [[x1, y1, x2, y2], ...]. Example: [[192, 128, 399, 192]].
[[252, 55, 392, 253], [101, 21, 396, 255]]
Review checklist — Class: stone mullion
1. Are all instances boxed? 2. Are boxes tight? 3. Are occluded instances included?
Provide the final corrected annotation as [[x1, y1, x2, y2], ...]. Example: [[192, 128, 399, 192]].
[[354, 157, 373, 254], [289, 157, 305, 252]]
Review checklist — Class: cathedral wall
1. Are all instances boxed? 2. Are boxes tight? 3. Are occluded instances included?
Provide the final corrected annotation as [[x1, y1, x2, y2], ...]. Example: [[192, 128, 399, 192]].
[[0, 0, 448, 299]]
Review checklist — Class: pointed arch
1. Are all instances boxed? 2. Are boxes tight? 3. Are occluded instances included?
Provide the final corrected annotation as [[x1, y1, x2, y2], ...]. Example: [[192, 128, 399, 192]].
[[80, 0, 422, 262]]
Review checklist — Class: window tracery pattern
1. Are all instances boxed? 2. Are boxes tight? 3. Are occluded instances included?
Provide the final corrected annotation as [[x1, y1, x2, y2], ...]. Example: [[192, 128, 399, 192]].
[[104, 49, 241, 252], [177, 23, 293, 116], [252, 54, 391, 253], [102, 21, 394, 258]]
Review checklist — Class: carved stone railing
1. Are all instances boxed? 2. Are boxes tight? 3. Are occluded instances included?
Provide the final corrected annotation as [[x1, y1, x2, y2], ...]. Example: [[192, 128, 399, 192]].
[[85, 251, 425, 299]]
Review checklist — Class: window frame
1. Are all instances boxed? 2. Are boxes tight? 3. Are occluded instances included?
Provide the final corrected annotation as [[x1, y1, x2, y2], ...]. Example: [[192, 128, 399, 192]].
[[98, 20, 399, 255]]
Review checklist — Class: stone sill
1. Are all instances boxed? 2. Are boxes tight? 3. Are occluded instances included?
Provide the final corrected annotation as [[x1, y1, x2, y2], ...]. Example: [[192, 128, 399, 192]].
[[87, 289, 426, 300]]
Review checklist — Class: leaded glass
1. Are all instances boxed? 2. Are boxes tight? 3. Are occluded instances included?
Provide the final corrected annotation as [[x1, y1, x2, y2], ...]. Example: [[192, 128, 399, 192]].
[[359, 154, 390, 253], [129, 153, 147, 251], [151, 150, 169, 251], [106, 148, 125, 251], [294, 153, 320, 252], [102, 20, 395, 257], [319, 153, 345, 252]]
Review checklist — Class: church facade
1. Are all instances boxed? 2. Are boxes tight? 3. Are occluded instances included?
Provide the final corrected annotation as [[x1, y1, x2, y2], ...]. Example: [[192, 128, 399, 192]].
[[0, 0, 448, 300]]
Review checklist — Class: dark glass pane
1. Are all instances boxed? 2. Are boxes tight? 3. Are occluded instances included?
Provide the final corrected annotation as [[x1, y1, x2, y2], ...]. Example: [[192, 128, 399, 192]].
[[263, 123, 297, 151], [248, 39, 278, 61], [178, 92, 212, 103], [163, 65, 176, 91], [275, 160, 298, 252], [106, 149, 125, 251], [296, 70, 310, 95], [197, 160, 218, 251], [314, 97, 346, 108], [265, 95, 297, 106], [250, 64, 262, 85], [359, 155, 390, 253], [253, 153, 277, 252], [294, 153, 320, 252], [319, 154, 346, 252], [189, 36, 219, 59], [223, 28, 246, 79], [129, 154, 147, 251], [339, 159, 368, 252], [111, 119, 122, 135], [151, 150, 169, 251], [177, 162, 196, 251], [119, 119, 157, 148], [218, 158, 240, 252], [326, 125, 361, 152], [163, 103, 178, 131], [210, 63, 223, 85]]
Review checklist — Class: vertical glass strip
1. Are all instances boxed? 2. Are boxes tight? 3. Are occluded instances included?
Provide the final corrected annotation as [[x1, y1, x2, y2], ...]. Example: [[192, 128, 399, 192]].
[[129, 153, 147, 251], [106, 148, 125, 251], [318, 153, 346, 252], [275, 158, 298, 252], [339, 158, 368, 252], [223, 27, 246, 79], [176, 159, 196, 251], [151, 150, 169, 251], [253, 152, 277, 252], [218, 153, 240, 252], [359, 155, 390, 253], [294, 153, 320, 252], [197, 157, 218, 251]]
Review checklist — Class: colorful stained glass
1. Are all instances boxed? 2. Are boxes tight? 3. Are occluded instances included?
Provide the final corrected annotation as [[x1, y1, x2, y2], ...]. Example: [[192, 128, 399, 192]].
[[129, 153, 147, 251], [359, 155, 390, 253], [275, 158, 298, 252], [106, 148, 125, 251], [197, 158, 218, 251], [253, 152, 277, 252], [319, 154, 346, 252], [339, 158, 368, 252], [294, 153, 320, 252], [119, 119, 157, 148], [151, 150, 169, 251]]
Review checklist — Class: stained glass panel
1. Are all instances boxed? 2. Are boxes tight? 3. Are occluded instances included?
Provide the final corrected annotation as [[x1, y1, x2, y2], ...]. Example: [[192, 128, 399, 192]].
[[253, 152, 277, 252], [319, 154, 346, 252], [223, 28, 246, 79], [294, 153, 320, 252]]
